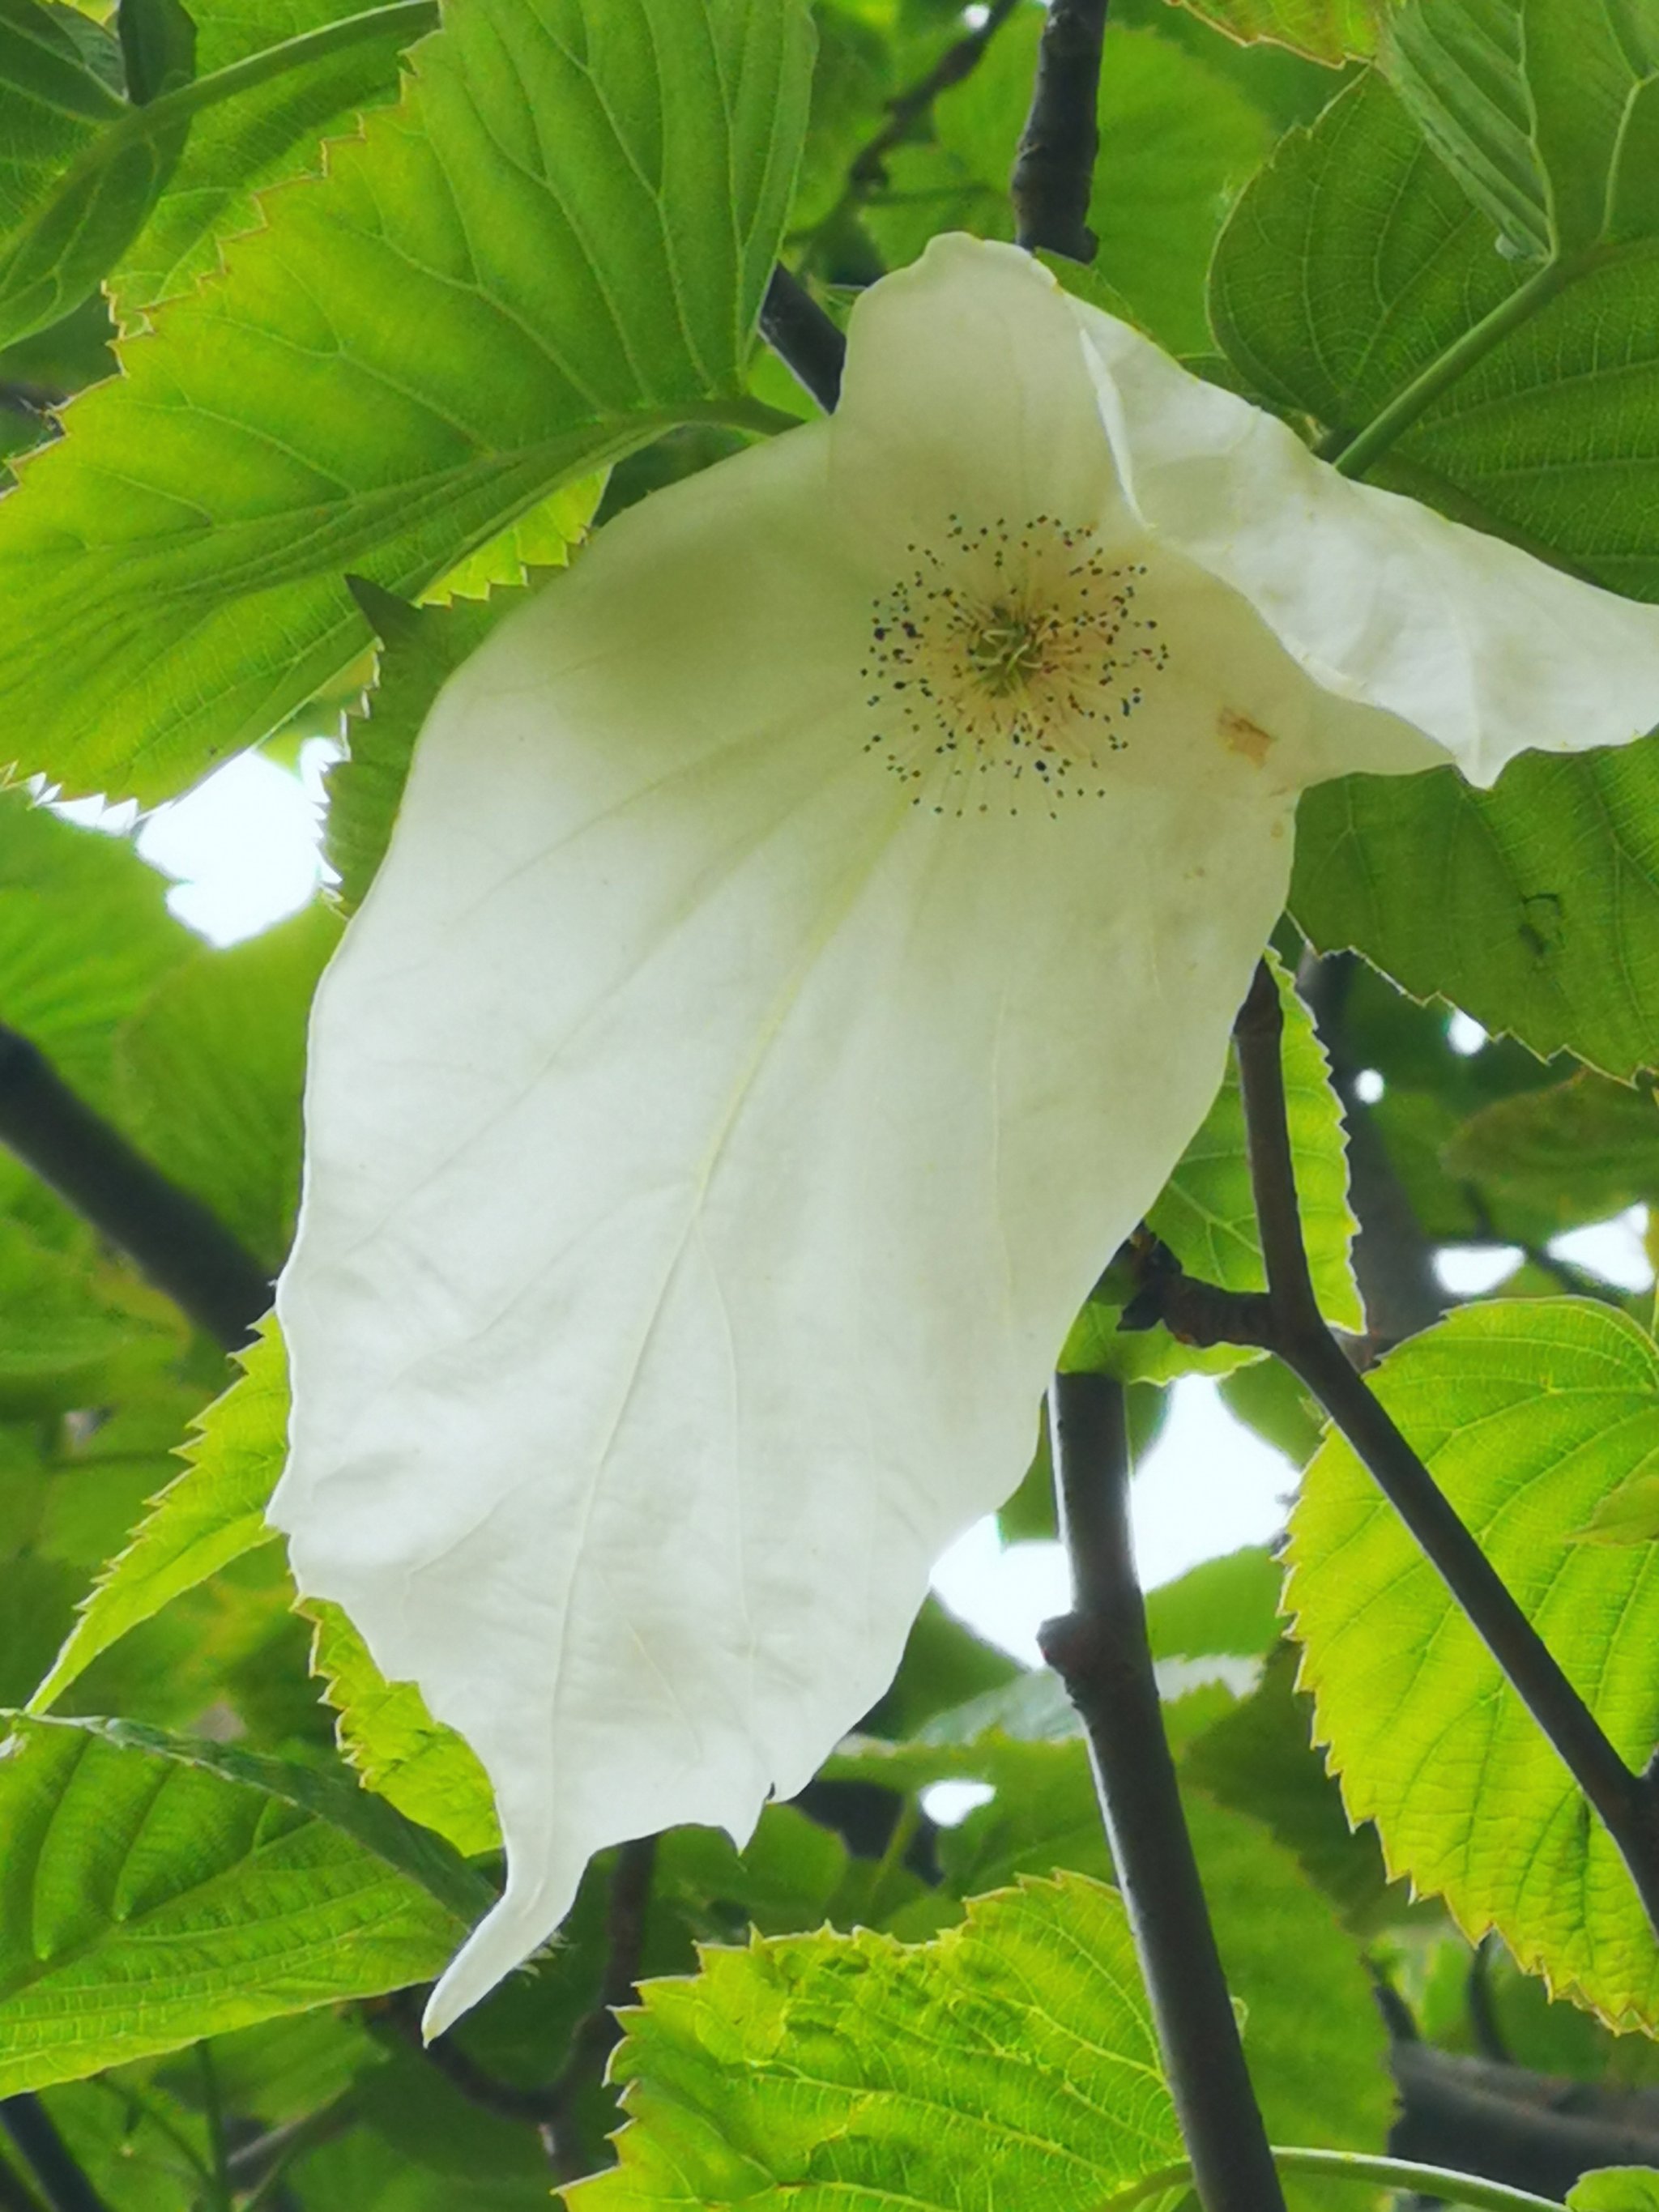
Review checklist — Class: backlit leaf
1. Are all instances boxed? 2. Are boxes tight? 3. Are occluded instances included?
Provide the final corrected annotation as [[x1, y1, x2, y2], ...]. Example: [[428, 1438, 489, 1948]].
[[1571, 2174, 1659, 2212], [568, 1874, 1184, 2212], [114, 902, 341, 1267], [1288, 1299, 1659, 2027], [0, 0, 813, 803], [111, 0, 430, 320], [29, 1315, 284, 1713], [1063, 951, 1359, 1382], [0, 1712, 489, 2093], [305, 1600, 499, 1860], [1171, 0, 1380, 64], [1443, 1071, 1659, 1230]]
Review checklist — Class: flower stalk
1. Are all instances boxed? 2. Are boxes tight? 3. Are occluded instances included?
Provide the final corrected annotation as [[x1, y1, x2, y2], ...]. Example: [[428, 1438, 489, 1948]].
[[1041, 1370, 1288, 2212]]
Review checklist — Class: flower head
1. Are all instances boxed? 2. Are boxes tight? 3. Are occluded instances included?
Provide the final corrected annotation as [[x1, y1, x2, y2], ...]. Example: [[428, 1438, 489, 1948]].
[[270, 237, 1659, 2034]]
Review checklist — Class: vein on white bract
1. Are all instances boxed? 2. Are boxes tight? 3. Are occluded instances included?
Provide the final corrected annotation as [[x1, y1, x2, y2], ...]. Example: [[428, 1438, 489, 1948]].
[[268, 235, 1659, 2035]]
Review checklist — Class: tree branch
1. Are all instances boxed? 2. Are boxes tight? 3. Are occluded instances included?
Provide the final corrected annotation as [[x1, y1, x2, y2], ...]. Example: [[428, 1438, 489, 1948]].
[[1012, 0, 1109, 262], [1391, 2042, 1659, 2197], [0, 1025, 271, 1350], [1126, 961, 1659, 1943], [1041, 1372, 1286, 2212], [0, 2099, 111, 2212], [759, 266, 846, 413]]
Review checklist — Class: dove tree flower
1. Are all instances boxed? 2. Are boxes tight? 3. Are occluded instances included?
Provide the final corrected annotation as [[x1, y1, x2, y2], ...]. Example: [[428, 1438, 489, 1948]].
[[270, 234, 1659, 2035]]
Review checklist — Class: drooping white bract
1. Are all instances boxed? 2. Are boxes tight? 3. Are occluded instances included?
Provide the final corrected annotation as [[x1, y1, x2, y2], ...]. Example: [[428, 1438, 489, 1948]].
[[270, 236, 1659, 2034]]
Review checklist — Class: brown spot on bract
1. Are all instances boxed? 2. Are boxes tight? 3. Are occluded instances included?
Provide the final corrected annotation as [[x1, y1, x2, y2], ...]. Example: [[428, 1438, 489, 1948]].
[[1219, 709, 1274, 768]]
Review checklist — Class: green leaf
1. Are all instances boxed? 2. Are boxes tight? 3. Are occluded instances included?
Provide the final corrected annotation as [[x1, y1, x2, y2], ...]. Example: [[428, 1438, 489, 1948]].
[[0, 1711, 491, 2093], [1287, 1298, 1659, 2027], [1384, 0, 1545, 255], [1209, 72, 1510, 447], [1388, 0, 1659, 258], [29, 1315, 284, 1713], [823, 1717, 1391, 2190], [0, 791, 190, 1108], [566, 1873, 1185, 2212], [1063, 951, 1359, 1382], [1143, 1546, 1282, 1664], [1443, 1071, 1659, 1230], [861, 19, 1269, 356], [0, 4, 441, 361], [862, 1594, 1021, 1741], [1525, 0, 1659, 251], [117, 0, 196, 105], [1210, 73, 1659, 1073], [110, 0, 433, 320], [1571, 2176, 1659, 2212], [113, 902, 340, 1266], [1577, 1470, 1659, 1545], [1293, 745, 1659, 1081], [0, 1220, 180, 1416], [1209, 67, 1659, 580], [0, 65, 186, 356], [421, 471, 602, 603], [27, 1306, 501, 1859], [0, 0, 813, 803], [1168, 0, 1380, 64], [1182, 1645, 1422, 1933], [1173, 1795, 1393, 2199], [0, 0, 123, 237], [305, 1598, 500, 1860]]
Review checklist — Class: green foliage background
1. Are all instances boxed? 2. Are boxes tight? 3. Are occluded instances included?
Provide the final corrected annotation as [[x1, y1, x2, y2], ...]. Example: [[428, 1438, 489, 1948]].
[[5, 0, 1659, 2204]]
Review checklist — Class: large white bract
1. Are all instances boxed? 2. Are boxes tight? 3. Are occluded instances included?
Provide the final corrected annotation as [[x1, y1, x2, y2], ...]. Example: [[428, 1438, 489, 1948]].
[[271, 237, 1659, 2033]]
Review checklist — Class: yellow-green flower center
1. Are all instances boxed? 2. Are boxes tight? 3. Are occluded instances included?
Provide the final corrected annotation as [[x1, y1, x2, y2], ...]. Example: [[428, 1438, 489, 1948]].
[[862, 515, 1171, 816], [965, 610, 1052, 695]]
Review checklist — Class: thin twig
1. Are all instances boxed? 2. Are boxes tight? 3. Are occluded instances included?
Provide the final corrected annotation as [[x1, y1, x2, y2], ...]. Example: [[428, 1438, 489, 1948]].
[[1465, 1937, 1512, 2067], [382, 1997, 557, 2126], [224, 2093, 361, 2199], [1126, 961, 1659, 1943], [390, 1835, 659, 2180], [1105, 2146, 1564, 2212], [543, 1834, 659, 2179], [759, 267, 846, 412], [1041, 1372, 1286, 2212], [0, 2148, 41, 2212], [0, 2099, 112, 2212], [848, 0, 1023, 198], [0, 1025, 271, 1349], [1012, 0, 1110, 261], [194, 2047, 231, 2212]]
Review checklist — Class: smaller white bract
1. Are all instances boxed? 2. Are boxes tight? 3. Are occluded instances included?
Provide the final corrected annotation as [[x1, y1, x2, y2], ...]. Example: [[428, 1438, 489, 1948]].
[[270, 236, 1659, 2033]]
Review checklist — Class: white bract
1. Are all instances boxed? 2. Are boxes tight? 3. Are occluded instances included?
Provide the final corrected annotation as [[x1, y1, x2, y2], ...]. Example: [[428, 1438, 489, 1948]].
[[271, 236, 1659, 2034]]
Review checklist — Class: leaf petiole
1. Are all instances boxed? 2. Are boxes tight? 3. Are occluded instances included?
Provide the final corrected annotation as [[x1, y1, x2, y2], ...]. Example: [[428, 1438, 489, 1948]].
[[113, 0, 440, 145], [1101, 2146, 1567, 2212], [1320, 251, 1584, 479]]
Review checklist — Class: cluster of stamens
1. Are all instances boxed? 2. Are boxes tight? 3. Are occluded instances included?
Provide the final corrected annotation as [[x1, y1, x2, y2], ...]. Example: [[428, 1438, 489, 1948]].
[[862, 515, 1171, 816]]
